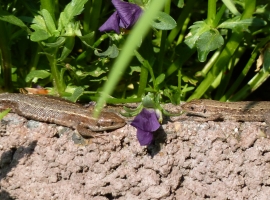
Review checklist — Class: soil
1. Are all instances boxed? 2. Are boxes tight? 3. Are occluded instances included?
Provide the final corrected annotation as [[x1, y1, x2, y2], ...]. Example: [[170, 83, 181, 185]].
[[1, 108, 270, 200]]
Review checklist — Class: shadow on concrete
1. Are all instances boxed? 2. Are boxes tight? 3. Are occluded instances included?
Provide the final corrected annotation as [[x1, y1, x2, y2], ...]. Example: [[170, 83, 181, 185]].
[[0, 141, 37, 200]]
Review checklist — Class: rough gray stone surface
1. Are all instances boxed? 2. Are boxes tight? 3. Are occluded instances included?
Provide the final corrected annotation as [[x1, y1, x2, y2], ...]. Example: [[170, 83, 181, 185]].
[[1, 112, 270, 200]]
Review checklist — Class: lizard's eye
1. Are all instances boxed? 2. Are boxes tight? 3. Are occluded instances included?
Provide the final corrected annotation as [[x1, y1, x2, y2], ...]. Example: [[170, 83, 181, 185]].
[[203, 109, 207, 113], [190, 106, 195, 110]]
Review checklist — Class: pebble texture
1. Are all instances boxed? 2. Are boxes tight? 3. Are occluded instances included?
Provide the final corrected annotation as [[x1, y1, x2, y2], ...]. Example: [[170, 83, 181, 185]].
[[1, 113, 270, 199]]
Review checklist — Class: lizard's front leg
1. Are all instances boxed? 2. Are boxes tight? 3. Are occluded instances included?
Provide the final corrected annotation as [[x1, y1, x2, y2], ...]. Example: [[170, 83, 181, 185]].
[[76, 125, 110, 139]]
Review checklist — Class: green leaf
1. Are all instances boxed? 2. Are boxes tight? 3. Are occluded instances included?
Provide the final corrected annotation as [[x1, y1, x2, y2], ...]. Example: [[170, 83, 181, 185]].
[[184, 21, 211, 49], [151, 12, 177, 30], [129, 66, 141, 75], [155, 73, 165, 86], [40, 9, 57, 36], [0, 10, 31, 34], [221, 0, 240, 16], [30, 12, 57, 41], [58, 36, 75, 61], [78, 32, 95, 47], [181, 85, 195, 93], [182, 74, 198, 85], [94, 44, 119, 58], [263, 45, 270, 72], [25, 70, 51, 83], [89, 76, 107, 82], [196, 29, 224, 62], [31, 15, 47, 31], [218, 17, 267, 32], [173, 0, 184, 8], [121, 105, 143, 117], [64, 21, 81, 36], [58, 0, 88, 31], [43, 37, 66, 48], [164, 88, 179, 104], [64, 87, 84, 102], [30, 29, 50, 42], [0, 109, 11, 120], [76, 66, 106, 78]]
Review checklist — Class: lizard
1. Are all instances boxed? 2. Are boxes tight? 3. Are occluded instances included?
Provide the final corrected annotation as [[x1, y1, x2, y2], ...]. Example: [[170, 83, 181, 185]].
[[181, 99, 270, 123], [0, 93, 126, 137]]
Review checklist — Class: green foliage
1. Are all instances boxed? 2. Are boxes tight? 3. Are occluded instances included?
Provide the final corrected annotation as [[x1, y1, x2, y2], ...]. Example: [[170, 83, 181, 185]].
[[185, 21, 211, 49], [25, 70, 51, 83], [218, 17, 267, 32], [58, 0, 88, 31], [94, 44, 119, 58], [151, 12, 177, 30], [221, 0, 240, 16], [263, 45, 270, 72], [0, 9, 31, 34], [196, 30, 224, 62], [0, 0, 269, 114], [30, 10, 59, 41]]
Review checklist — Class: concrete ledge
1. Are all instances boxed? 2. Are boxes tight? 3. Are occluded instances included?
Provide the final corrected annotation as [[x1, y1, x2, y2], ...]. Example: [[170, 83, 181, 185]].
[[1, 112, 270, 199]]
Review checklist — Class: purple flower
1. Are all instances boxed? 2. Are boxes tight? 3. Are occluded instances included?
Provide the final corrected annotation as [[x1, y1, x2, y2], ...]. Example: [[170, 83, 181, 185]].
[[99, 0, 143, 34], [131, 109, 160, 146]]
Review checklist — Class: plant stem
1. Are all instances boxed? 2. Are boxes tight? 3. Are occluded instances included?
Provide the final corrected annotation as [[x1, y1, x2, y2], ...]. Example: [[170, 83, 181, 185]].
[[213, 4, 226, 27], [83, 0, 102, 34], [165, 46, 196, 77], [29, 43, 41, 71], [206, 0, 216, 26], [176, 13, 191, 45], [228, 69, 269, 101], [40, 44, 65, 95], [157, 0, 171, 74], [167, 0, 196, 45], [0, 21, 12, 92], [214, 46, 245, 100], [223, 36, 270, 101], [134, 50, 149, 98]]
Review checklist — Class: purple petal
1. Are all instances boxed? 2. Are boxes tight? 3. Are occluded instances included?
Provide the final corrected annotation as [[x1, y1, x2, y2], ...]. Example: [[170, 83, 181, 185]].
[[99, 11, 121, 34], [131, 109, 160, 132], [137, 129, 153, 146], [112, 0, 142, 29]]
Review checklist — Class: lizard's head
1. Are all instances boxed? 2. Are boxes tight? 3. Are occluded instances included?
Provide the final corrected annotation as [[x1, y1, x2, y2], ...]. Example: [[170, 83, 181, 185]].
[[93, 112, 126, 131]]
